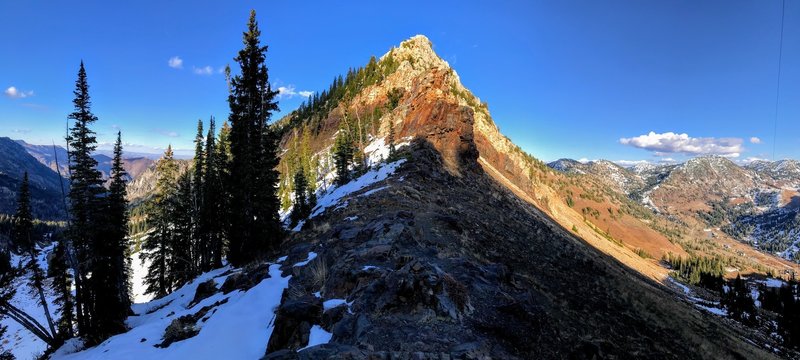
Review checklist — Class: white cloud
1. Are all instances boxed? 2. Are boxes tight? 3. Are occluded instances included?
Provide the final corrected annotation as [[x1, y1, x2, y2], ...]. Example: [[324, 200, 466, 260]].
[[619, 131, 744, 158], [193, 66, 214, 75], [154, 128, 179, 138], [12, 128, 31, 134], [750, 137, 761, 144], [168, 56, 183, 69], [277, 85, 313, 99], [4, 86, 34, 99]]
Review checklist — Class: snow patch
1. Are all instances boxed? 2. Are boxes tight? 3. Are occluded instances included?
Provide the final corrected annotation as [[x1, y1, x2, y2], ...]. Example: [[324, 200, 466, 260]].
[[310, 159, 406, 218], [293, 252, 318, 267], [299, 325, 332, 350], [132, 251, 154, 303], [696, 304, 728, 316], [322, 299, 350, 311]]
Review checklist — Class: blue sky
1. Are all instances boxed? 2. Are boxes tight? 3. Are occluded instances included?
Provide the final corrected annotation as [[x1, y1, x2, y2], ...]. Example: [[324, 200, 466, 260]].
[[1, 1, 797, 163]]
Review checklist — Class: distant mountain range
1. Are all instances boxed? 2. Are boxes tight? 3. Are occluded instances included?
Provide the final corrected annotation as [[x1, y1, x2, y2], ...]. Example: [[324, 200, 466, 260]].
[[0, 137, 67, 220], [0, 138, 157, 220], [548, 156, 800, 261]]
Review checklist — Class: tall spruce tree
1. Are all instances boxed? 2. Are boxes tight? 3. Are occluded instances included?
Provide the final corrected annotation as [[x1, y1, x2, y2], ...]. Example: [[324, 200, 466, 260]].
[[289, 169, 311, 227], [214, 121, 233, 267], [387, 119, 397, 160], [201, 117, 224, 270], [723, 274, 757, 327], [51, 239, 74, 339], [143, 146, 178, 298], [88, 132, 131, 339], [227, 10, 282, 266], [191, 120, 206, 270], [66, 61, 105, 335], [334, 130, 354, 186], [170, 172, 196, 286], [14, 173, 58, 340]]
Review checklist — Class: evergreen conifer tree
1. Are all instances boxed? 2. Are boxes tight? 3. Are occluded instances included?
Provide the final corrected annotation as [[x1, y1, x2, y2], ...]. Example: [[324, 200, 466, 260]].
[[66, 62, 105, 335], [227, 10, 282, 266], [289, 169, 312, 227], [723, 275, 757, 326], [170, 172, 196, 286], [202, 118, 224, 270], [51, 239, 74, 339], [14, 173, 58, 340], [334, 130, 354, 186], [192, 120, 206, 270], [388, 119, 397, 160], [143, 146, 178, 297], [88, 132, 131, 339]]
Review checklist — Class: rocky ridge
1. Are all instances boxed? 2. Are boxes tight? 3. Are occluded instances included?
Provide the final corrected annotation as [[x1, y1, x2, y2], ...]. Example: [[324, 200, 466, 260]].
[[267, 35, 781, 358]]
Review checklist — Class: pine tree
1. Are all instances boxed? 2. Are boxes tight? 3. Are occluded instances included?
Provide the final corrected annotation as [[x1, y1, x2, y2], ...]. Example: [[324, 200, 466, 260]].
[[213, 121, 233, 268], [16, 173, 58, 339], [192, 119, 206, 271], [51, 239, 74, 339], [202, 118, 224, 270], [88, 132, 131, 339], [387, 119, 397, 160], [170, 172, 196, 286], [334, 130, 354, 186], [143, 146, 178, 298], [723, 275, 757, 326], [779, 282, 800, 347], [289, 169, 311, 227], [66, 61, 105, 335], [227, 10, 282, 266]]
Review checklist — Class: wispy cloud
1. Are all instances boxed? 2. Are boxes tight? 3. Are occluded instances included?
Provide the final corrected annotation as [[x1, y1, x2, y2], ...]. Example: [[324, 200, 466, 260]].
[[750, 137, 761, 144], [277, 85, 313, 99], [12, 128, 31, 134], [153, 128, 179, 138], [168, 56, 183, 69], [620, 131, 744, 158], [4, 86, 34, 99], [193, 66, 214, 75]]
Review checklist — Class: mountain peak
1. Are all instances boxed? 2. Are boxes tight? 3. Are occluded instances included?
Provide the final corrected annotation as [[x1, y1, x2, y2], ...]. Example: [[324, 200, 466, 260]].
[[381, 34, 450, 74]]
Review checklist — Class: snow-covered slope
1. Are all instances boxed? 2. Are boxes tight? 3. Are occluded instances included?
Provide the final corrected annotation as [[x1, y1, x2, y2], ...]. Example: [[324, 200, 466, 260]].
[[52, 257, 295, 360], [2, 245, 57, 360]]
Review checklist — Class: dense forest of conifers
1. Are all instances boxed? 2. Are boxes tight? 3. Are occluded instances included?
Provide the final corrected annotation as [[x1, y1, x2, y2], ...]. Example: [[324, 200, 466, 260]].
[[0, 10, 306, 356]]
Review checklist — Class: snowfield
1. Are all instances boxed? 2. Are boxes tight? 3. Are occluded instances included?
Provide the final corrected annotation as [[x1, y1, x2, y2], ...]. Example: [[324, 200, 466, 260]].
[[53, 257, 294, 360]]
